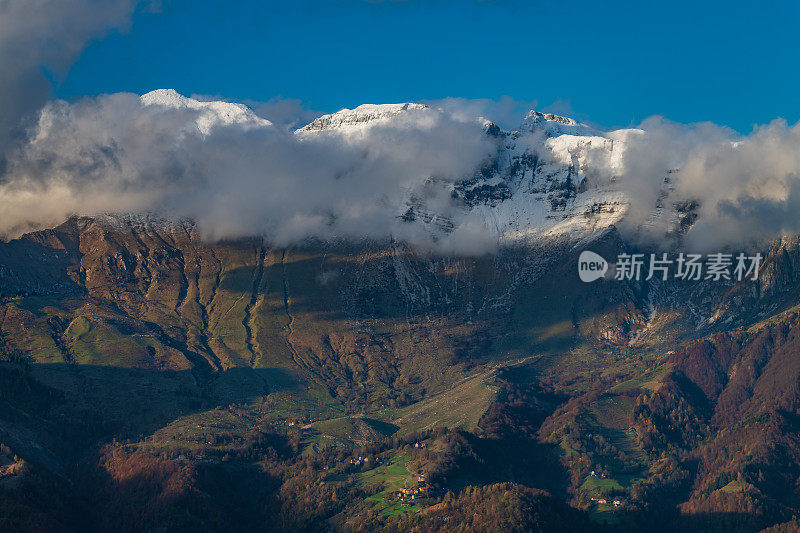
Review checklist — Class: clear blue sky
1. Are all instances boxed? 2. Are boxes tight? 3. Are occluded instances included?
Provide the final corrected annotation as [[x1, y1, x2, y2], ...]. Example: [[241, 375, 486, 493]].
[[57, 0, 800, 132]]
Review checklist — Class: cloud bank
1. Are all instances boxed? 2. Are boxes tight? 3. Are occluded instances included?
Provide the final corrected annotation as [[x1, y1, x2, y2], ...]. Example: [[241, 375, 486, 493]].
[[422, 96, 538, 131], [3, 89, 800, 253], [0, 92, 497, 253], [2, 85, 800, 254], [616, 117, 800, 251], [2, 0, 800, 254]]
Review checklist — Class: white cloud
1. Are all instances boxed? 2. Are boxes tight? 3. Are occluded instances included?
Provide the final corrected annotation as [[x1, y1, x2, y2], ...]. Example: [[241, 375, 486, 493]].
[[422, 96, 537, 130], [6, 91, 800, 255], [615, 117, 800, 251], [0, 0, 139, 152], [0, 92, 497, 253]]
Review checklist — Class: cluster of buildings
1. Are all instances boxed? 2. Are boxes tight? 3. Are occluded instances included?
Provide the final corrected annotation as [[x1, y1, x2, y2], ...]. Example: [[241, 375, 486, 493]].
[[396, 473, 431, 506], [397, 484, 430, 506], [590, 496, 625, 507], [349, 455, 381, 467]]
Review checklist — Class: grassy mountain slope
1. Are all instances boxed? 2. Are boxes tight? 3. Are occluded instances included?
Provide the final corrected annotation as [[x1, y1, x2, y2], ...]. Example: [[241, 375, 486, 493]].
[[4, 217, 800, 531]]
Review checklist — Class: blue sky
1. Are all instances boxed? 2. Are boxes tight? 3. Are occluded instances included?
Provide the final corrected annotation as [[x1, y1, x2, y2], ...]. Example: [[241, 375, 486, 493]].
[[56, 0, 800, 132]]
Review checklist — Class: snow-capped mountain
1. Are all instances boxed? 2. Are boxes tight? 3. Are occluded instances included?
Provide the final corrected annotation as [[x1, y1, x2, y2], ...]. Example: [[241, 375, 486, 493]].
[[291, 98, 644, 246], [518, 110, 599, 137], [459, 115, 638, 245], [141, 89, 272, 135], [297, 103, 430, 132], [63, 91, 686, 251]]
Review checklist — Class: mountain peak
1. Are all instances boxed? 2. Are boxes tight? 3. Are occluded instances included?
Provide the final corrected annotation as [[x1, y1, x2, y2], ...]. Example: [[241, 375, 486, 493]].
[[524, 110, 578, 126], [140, 88, 194, 108], [298, 102, 430, 132], [140, 89, 271, 135], [519, 109, 598, 137]]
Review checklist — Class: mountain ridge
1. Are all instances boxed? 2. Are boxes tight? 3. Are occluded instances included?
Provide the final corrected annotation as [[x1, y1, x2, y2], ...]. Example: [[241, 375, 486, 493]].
[[2, 92, 800, 532]]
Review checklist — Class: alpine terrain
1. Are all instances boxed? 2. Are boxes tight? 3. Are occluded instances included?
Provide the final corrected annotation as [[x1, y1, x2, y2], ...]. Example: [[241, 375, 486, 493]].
[[2, 92, 800, 532]]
